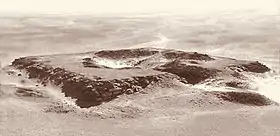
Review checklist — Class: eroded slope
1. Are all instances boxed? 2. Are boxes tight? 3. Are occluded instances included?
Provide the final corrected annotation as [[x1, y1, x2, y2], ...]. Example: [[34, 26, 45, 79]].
[[11, 48, 271, 108]]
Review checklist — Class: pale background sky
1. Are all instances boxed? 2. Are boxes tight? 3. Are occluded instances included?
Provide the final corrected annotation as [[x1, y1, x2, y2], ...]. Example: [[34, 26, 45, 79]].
[[0, 0, 279, 14]]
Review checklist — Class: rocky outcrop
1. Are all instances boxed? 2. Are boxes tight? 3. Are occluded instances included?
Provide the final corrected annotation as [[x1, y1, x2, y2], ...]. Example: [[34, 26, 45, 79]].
[[241, 61, 270, 73], [11, 48, 271, 108], [12, 57, 182, 108], [162, 50, 214, 61], [95, 48, 159, 59], [207, 91, 276, 106], [154, 60, 219, 85], [227, 61, 270, 73], [224, 81, 248, 89]]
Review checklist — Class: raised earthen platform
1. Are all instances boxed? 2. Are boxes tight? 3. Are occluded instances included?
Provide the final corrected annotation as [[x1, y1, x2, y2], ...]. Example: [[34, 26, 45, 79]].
[[11, 48, 271, 108]]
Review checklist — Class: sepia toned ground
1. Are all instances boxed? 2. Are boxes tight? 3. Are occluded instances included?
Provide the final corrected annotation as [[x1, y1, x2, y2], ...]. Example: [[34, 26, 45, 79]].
[[1, 11, 280, 136]]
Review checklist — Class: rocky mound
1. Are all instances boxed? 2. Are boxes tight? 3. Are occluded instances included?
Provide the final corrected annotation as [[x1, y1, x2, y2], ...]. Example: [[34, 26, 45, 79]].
[[154, 60, 219, 84], [12, 56, 182, 108], [11, 48, 270, 108], [205, 91, 277, 106], [227, 61, 270, 73], [162, 50, 214, 61], [95, 48, 159, 59]]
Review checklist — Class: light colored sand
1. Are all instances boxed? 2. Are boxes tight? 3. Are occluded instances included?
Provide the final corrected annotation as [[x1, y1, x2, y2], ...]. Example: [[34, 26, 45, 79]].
[[1, 70, 280, 136]]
